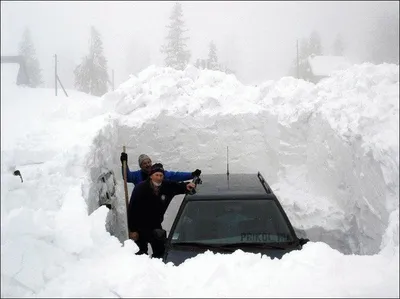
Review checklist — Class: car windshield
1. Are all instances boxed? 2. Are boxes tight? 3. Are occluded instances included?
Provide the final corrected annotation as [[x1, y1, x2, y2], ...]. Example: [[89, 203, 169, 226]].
[[171, 199, 295, 245]]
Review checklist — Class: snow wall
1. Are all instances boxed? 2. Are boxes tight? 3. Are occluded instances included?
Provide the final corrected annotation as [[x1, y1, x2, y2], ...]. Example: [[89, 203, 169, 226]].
[[84, 64, 399, 256]]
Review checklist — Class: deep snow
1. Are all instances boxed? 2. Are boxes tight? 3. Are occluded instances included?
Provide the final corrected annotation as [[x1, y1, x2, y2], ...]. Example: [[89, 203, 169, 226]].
[[1, 62, 399, 297]]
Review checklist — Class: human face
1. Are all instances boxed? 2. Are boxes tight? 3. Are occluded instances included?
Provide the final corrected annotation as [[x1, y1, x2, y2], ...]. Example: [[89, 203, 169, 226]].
[[140, 158, 152, 173], [151, 172, 164, 186]]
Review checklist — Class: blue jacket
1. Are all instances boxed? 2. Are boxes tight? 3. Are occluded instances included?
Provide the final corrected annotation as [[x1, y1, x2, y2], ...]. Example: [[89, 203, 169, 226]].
[[122, 165, 193, 185]]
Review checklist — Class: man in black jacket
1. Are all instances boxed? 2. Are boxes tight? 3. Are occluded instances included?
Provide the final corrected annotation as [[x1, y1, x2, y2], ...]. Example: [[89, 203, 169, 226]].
[[128, 163, 196, 258]]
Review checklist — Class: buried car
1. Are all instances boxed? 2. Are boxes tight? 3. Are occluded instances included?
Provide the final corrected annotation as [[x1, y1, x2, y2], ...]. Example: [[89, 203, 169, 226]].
[[162, 172, 309, 266]]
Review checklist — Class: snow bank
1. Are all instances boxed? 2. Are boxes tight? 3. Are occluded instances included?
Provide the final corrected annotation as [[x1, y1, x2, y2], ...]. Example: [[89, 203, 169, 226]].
[[1, 65, 113, 296], [36, 242, 398, 298], [257, 64, 399, 254], [104, 63, 399, 255], [1, 62, 398, 297]]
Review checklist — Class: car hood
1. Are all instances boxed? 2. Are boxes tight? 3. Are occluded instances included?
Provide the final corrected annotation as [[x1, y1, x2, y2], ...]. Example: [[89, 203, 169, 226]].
[[163, 246, 297, 266]]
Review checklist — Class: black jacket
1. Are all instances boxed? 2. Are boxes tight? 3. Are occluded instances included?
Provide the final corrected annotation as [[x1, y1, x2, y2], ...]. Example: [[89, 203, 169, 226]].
[[128, 179, 189, 232]]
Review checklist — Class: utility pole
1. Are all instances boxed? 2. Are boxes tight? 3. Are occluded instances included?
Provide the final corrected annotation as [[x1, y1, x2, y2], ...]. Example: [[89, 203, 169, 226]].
[[55, 54, 58, 96], [296, 39, 299, 79], [54, 54, 68, 97]]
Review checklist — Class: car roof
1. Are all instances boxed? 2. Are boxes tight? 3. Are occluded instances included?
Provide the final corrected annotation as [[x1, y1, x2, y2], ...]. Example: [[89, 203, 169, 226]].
[[185, 172, 275, 201]]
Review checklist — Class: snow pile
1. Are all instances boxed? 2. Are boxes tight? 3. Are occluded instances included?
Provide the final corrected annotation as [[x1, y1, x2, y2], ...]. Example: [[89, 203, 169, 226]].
[[1, 62, 399, 297], [105, 65, 262, 124], [104, 65, 280, 184], [36, 242, 398, 298], [258, 64, 399, 255], [105, 63, 399, 255], [1, 63, 113, 296]]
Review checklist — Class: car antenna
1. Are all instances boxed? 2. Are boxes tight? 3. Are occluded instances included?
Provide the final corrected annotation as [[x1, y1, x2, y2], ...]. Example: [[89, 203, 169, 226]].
[[227, 145, 230, 174], [226, 146, 230, 188]]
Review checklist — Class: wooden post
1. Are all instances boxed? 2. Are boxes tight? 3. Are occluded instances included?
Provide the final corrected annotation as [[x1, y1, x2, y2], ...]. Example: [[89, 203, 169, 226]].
[[122, 146, 130, 239], [55, 54, 58, 96], [57, 75, 68, 97]]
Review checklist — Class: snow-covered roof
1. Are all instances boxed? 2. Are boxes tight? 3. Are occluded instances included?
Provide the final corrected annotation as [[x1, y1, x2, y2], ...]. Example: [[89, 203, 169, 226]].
[[308, 55, 351, 77]]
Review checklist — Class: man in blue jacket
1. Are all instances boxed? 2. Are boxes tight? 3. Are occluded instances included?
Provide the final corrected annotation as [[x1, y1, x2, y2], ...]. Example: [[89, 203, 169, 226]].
[[120, 152, 201, 185], [128, 163, 196, 258], [120, 152, 201, 227]]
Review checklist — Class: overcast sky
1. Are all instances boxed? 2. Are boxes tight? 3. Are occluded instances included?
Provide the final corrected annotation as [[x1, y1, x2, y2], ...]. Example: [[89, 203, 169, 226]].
[[1, 1, 398, 89]]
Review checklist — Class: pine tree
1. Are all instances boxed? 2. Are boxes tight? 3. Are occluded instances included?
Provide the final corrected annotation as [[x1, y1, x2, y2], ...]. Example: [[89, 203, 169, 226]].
[[160, 2, 191, 70], [73, 57, 91, 94], [18, 28, 43, 88], [207, 41, 219, 70], [308, 30, 322, 56], [74, 26, 109, 96], [332, 33, 345, 56]]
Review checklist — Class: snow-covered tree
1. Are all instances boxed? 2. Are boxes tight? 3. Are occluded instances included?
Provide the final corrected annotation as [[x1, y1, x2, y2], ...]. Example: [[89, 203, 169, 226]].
[[207, 40, 219, 70], [74, 26, 109, 96], [18, 28, 43, 87], [332, 33, 345, 56], [160, 2, 191, 70], [308, 30, 323, 56]]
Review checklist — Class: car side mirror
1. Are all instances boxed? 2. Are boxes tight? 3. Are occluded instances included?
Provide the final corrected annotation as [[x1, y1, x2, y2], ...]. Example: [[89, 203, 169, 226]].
[[299, 238, 310, 246], [13, 170, 23, 183]]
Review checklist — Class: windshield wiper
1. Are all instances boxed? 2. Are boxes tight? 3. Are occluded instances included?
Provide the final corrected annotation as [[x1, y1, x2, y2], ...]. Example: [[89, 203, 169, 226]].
[[170, 242, 237, 252], [171, 242, 292, 250], [216, 242, 291, 250]]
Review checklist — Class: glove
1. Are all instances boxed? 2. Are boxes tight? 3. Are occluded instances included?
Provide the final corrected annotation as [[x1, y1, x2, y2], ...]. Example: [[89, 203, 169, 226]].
[[152, 228, 167, 241], [120, 152, 128, 164], [192, 169, 201, 177], [129, 231, 139, 241]]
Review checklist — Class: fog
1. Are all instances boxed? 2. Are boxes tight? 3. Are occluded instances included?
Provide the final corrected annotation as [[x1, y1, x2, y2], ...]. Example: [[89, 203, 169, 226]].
[[1, 1, 398, 88]]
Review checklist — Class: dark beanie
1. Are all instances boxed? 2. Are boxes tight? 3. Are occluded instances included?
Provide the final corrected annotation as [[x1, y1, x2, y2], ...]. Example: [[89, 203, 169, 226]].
[[150, 163, 165, 175]]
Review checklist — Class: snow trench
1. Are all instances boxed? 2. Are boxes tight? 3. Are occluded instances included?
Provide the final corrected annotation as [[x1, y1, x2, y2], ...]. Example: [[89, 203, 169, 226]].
[[84, 110, 393, 255]]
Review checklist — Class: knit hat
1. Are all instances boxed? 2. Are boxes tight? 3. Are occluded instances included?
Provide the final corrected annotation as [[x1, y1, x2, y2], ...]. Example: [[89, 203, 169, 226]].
[[138, 154, 150, 167], [150, 163, 165, 176]]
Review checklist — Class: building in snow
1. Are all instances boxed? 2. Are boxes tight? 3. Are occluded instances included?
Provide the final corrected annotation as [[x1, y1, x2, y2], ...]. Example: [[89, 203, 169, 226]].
[[1, 55, 30, 85], [305, 54, 351, 83]]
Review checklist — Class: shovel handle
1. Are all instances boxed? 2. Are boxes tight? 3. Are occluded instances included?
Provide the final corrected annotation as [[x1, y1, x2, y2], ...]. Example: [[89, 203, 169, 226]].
[[122, 146, 130, 239]]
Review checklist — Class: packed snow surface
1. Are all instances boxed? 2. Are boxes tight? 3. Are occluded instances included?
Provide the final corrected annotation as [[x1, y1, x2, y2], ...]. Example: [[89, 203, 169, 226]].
[[1, 62, 399, 297]]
